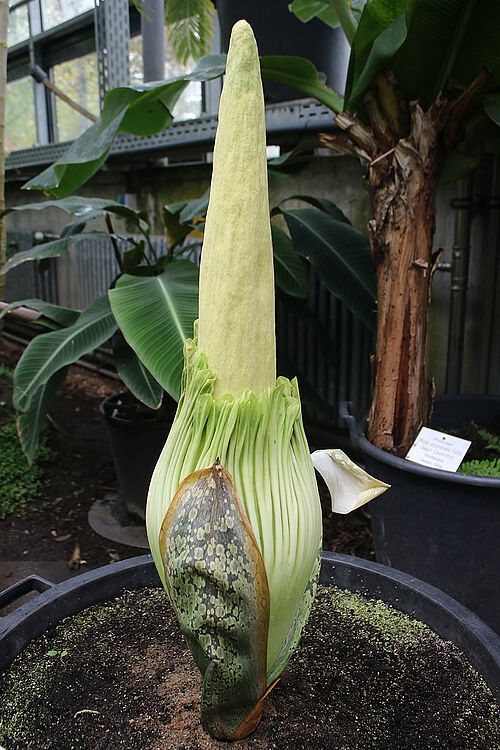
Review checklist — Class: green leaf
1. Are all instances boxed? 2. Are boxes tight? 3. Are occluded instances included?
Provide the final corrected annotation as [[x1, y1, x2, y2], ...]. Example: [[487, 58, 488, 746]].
[[283, 208, 376, 330], [119, 80, 187, 136], [162, 202, 193, 250], [484, 93, 500, 128], [289, 0, 340, 28], [159, 460, 269, 740], [165, 0, 215, 65], [22, 95, 132, 196], [260, 55, 343, 113], [1, 196, 122, 220], [179, 190, 210, 222], [346, 11, 407, 110], [278, 194, 352, 224], [22, 56, 226, 198], [17, 368, 68, 464], [391, 1, 474, 107], [108, 260, 199, 401], [344, 0, 407, 108], [271, 223, 309, 298], [13, 295, 117, 412], [112, 333, 163, 409], [1, 231, 110, 273], [445, 0, 500, 90], [0, 299, 79, 329]]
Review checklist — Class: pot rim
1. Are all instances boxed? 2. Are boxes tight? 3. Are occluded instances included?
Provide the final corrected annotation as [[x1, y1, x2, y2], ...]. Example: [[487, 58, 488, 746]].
[[100, 391, 173, 428], [340, 400, 500, 487], [1, 552, 499, 701]]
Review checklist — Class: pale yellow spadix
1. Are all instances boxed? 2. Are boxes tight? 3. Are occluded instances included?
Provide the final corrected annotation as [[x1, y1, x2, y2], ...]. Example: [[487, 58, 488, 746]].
[[198, 19, 276, 398]]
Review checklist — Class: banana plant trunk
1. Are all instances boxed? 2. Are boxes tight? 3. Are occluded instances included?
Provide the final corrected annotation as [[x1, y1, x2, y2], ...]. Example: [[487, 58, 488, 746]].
[[367, 106, 443, 456]]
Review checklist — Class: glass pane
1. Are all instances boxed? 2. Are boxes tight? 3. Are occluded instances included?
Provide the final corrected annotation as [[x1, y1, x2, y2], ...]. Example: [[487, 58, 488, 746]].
[[42, 0, 94, 31], [8, 4, 29, 46], [52, 52, 99, 142], [129, 35, 143, 87], [6, 77, 37, 152], [129, 33, 202, 121]]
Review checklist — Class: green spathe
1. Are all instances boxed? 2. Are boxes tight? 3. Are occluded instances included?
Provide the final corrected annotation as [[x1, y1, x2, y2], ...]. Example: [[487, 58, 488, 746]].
[[146, 336, 322, 681]]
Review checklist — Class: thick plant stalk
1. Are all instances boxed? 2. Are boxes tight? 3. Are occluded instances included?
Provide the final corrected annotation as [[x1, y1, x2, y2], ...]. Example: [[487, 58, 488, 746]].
[[367, 105, 442, 455], [147, 20, 322, 739]]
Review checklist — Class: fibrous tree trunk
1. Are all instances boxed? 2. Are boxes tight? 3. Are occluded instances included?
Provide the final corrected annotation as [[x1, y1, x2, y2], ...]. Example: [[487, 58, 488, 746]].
[[367, 105, 442, 455], [324, 71, 486, 457]]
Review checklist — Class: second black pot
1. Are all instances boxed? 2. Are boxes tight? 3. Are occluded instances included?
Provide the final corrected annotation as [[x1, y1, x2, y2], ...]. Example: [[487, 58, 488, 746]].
[[342, 396, 500, 635], [100, 392, 172, 520]]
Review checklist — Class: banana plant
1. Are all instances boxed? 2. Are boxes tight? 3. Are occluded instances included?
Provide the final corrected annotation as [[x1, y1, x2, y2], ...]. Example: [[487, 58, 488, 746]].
[[145, 20, 388, 739], [0, 198, 199, 463]]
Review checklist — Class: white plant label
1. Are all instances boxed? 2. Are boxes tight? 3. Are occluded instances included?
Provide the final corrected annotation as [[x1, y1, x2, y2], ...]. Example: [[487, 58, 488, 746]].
[[405, 426, 471, 472]]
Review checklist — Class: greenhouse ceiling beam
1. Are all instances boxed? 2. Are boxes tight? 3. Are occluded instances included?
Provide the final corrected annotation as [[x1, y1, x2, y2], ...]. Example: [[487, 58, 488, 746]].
[[5, 98, 338, 172]]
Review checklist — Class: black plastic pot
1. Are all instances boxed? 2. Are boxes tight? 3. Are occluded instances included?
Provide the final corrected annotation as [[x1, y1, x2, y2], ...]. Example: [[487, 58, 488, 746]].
[[1, 553, 499, 703], [216, 0, 349, 103], [341, 396, 500, 635], [100, 393, 172, 520]]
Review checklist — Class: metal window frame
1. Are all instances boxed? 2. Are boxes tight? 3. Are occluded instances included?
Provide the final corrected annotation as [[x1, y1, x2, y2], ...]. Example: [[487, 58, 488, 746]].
[[5, 2, 338, 173], [5, 97, 338, 172]]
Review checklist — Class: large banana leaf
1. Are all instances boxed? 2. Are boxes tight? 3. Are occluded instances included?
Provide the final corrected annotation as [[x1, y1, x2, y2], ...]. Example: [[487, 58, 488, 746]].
[[282, 208, 376, 331], [260, 56, 343, 112], [23, 56, 227, 198], [275, 194, 352, 224], [112, 332, 164, 409], [2, 196, 150, 231], [108, 260, 199, 401], [13, 295, 117, 412]]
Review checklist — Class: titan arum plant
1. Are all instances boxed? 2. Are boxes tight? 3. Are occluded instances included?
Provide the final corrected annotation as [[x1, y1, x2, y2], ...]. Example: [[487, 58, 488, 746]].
[[146, 20, 388, 740]]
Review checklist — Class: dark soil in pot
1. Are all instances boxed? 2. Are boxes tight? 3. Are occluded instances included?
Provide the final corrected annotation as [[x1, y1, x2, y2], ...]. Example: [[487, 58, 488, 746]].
[[1, 587, 498, 750]]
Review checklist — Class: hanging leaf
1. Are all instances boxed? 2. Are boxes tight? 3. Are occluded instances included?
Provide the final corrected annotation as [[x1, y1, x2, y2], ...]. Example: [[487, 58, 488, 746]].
[[13, 295, 117, 412], [288, 0, 340, 28], [271, 223, 309, 298], [17, 368, 69, 465], [165, 0, 216, 65], [282, 208, 376, 330], [0, 299, 79, 329]]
